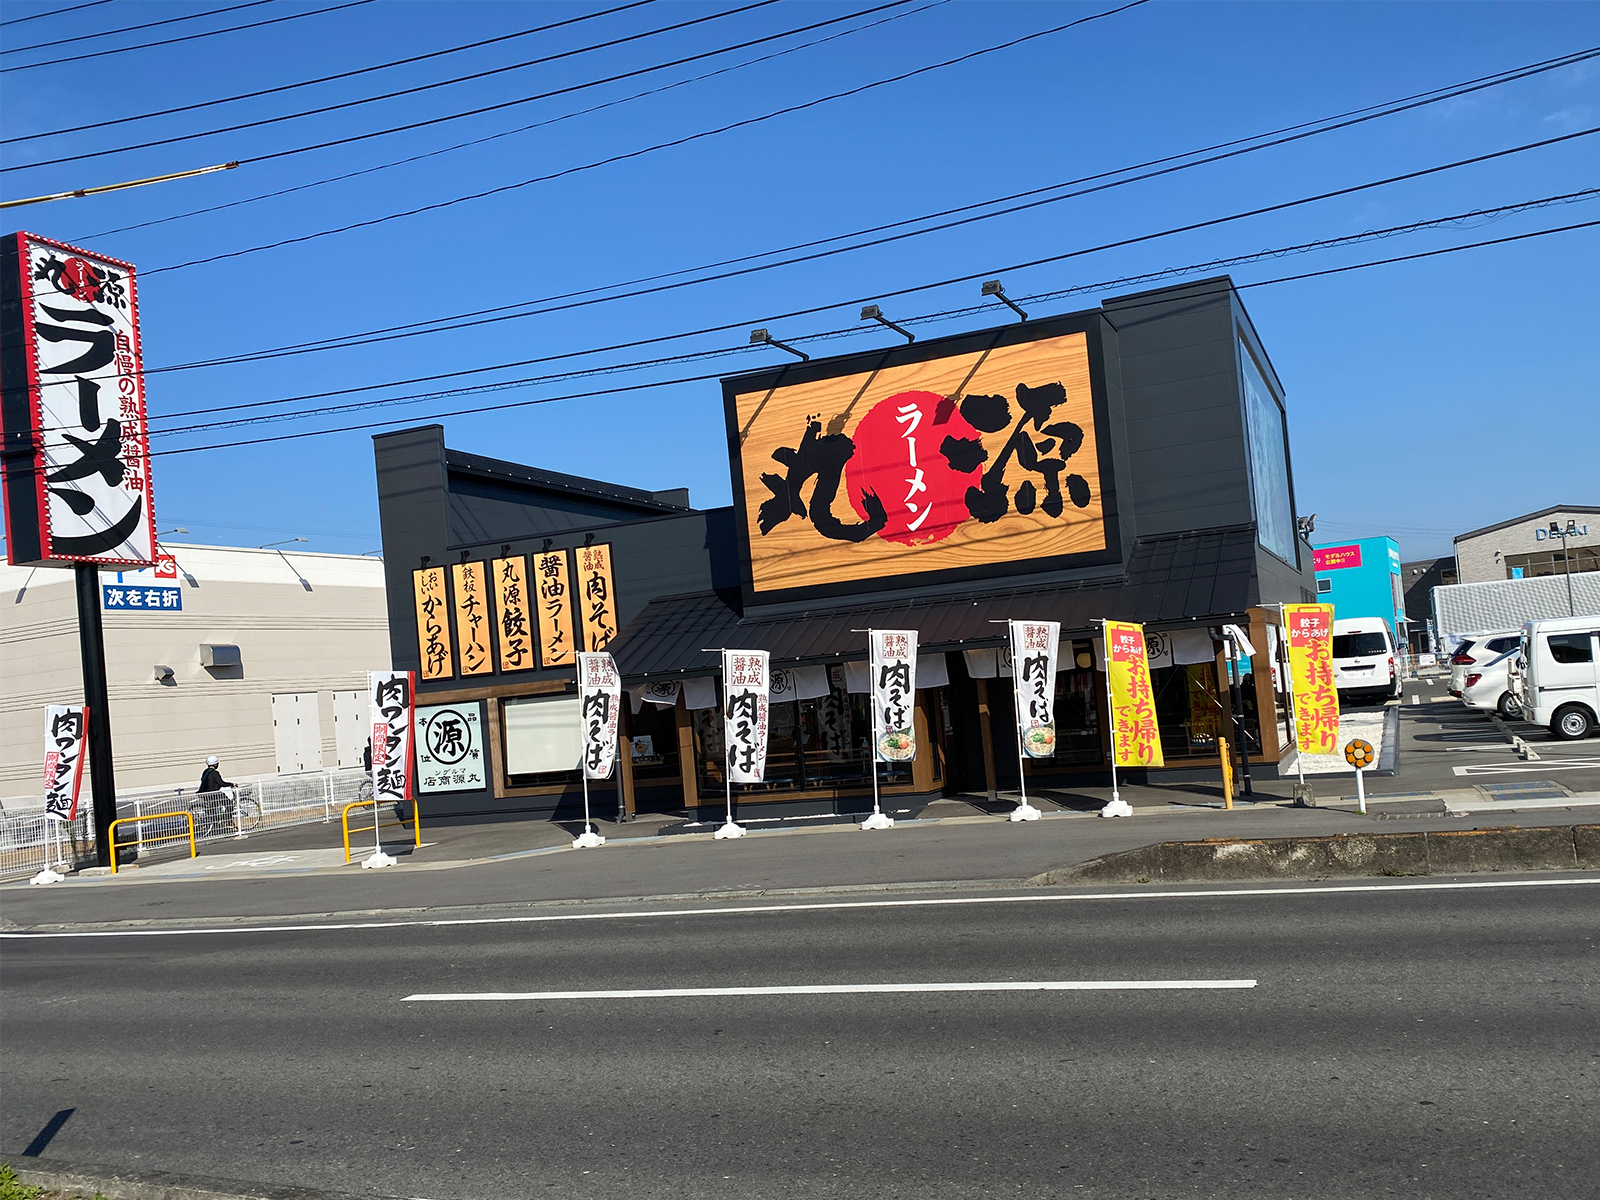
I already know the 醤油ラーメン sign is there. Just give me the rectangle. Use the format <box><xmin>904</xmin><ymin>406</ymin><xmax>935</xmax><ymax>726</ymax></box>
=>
<box><xmin>726</xmin><ymin>327</ymin><xmax>1109</xmax><ymax>597</ymax></box>
<box><xmin>415</xmin><ymin>702</ymin><xmax>485</xmax><ymax>793</ymax></box>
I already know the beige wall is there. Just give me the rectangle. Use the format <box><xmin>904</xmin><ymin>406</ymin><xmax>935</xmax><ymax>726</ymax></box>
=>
<box><xmin>1454</xmin><ymin>509</ymin><xmax>1599</xmax><ymax>584</ymax></box>
<box><xmin>1</xmin><ymin>545</ymin><xmax>389</xmax><ymax>802</ymax></box>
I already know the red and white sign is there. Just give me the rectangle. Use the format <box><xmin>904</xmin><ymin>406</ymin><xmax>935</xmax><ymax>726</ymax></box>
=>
<box><xmin>1</xmin><ymin>233</ymin><xmax>156</xmax><ymax>567</ymax></box>
<box><xmin>42</xmin><ymin>704</ymin><xmax>88</xmax><ymax>822</ymax></box>
<box><xmin>576</xmin><ymin>652</ymin><xmax>622</xmax><ymax>780</ymax></box>
<box><xmin>368</xmin><ymin>670</ymin><xmax>415</xmax><ymax>803</ymax></box>
<box><xmin>1312</xmin><ymin>544</ymin><xmax>1362</xmax><ymax>572</ymax></box>
<box><xmin>722</xmin><ymin>649</ymin><xmax>770</xmax><ymax>784</ymax></box>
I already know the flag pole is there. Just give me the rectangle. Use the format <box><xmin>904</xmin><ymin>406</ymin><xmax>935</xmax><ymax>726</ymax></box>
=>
<box><xmin>990</xmin><ymin>620</ymin><xmax>1039</xmax><ymax>822</ymax></box>
<box><xmin>1101</xmin><ymin>618</ymin><xmax>1120</xmax><ymax>809</ymax></box>
<box><xmin>856</xmin><ymin>628</ymin><xmax>893</xmax><ymax>830</ymax></box>
<box><xmin>705</xmin><ymin>647</ymin><xmax>745</xmax><ymax>840</ymax></box>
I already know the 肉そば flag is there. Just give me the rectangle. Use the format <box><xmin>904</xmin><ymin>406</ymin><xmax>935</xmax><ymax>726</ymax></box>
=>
<box><xmin>868</xmin><ymin>630</ymin><xmax>918</xmax><ymax>762</ymax></box>
<box><xmin>721</xmin><ymin>650</ymin><xmax>770</xmax><ymax>784</ymax></box>
<box><xmin>1283</xmin><ymin>603</ymin><xmax>1339</xmax><ymax>755</ymax></box>
<box><xmin>1009</xmin><ymin>620</ymin><xmax>1060</xmax><ymax>758</ymax></box>
<box><xmin>1105</xmin><ymin>620</ymin><xmax>1165</xmax><ymax>767</ymax></box>
<box><xmin>577</xmin><ymin>652</ymin><xmax>622</xmax><ymax>780</ymax></box>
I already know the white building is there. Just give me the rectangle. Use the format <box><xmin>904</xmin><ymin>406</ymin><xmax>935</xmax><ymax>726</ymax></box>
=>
<box><xmin>1</xmin><ymin>544</ymin><xmax>389</xmax><ymax>804</ymax></box>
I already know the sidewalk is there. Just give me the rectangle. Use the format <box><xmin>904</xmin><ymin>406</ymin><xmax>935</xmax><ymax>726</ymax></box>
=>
<box><xmin>5</xmin><ymin>778</ymin><xmax>1599</xmax><ymax>933</ymax></box>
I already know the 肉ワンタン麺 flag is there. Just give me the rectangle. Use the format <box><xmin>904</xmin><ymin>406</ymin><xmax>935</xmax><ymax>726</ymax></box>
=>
<box><xmin>1105</xmin><ymin>619</ymin><xmax>1164</xmax><ymax>768</ymax></box>
<box><xmin>1284</xmin><ymin>603</ymin><xmax>1339</xmax><ymax>755</ymax></box>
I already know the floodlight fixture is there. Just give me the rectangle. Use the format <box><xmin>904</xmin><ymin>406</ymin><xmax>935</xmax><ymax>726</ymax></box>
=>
<box><xmin>980</xmin><ymin>279</ymin><xmax>1028</xmax><ymax>322</ymax></box>
<box><xmin>749</xmin><ymin>327</ymin><xmax>809</xmax><ymax>361</ymax></box>
<box><xmin>860</xmin><ymin>304</ymin><xmax>914</xmax><ymax>344</ymax></box>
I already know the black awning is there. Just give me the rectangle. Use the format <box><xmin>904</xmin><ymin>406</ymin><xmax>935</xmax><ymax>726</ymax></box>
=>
<box><xmin>611</xmin><ymin>524</ymin><xmax>1258</xmax><ymax>680</ymax></box>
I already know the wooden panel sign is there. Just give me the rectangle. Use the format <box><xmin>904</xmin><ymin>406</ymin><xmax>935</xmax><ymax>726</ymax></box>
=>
<box><xmin>576</xmin><ymin>542</ymin><xmax>618</xmax><ymax>652</ymax></box>
<box><xmin>534</xmin><ymin>549</ymin><xmax>576</xmax><ymax>668</ymax></box>
<box><xmin>726</xmin><ymin>328</ymin><xmax>1108</xmax><ymax>598</ymax></box>
<box><xmin>491</xmin><ymin>555</ymin><xmax>535</xmax><ymax>673</ymax></box>
<box><xmin>412</xmin><ymin>567</ymin><xmax>454</xmax><ymax>680</ymax></box>
<box><xmin>451</xmin><ymin>560</ymin><xmax>493</xmax><ymax>677</ymax></box>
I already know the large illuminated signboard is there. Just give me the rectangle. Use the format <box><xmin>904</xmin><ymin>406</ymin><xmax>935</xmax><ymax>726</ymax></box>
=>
<box><xmin>724</xmin><ymin>317</ymin><xmax>1117</xmax><ymax>601</ymax></box>
<box><xmin>0</xmin><ymin>232</ymin><xmax>157</xmax><ymax>567</ymax></box>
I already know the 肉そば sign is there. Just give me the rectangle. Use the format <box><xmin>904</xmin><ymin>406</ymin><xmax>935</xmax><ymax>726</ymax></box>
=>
<box><xmin>725</xmin><ymin>325</ymin><xmax>1109</xmax><ymax>597</ymax></box>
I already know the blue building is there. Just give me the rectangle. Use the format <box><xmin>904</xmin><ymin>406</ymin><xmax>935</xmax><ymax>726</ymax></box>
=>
<box><xmin>1313</xmin><ymin>536</ymin><xmax>1405</xmax><ymax>641</ymax></box>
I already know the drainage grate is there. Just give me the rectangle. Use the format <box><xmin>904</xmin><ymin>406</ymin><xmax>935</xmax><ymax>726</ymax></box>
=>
<box><xmin>1476</xmin><ymin>781</ymin><xmax>1571</xmax><ymax>800</ymax></box>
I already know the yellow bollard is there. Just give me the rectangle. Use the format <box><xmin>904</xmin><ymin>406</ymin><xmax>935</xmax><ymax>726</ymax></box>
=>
<box><xmin>1219</xmin><ymin>736</ymin><xmax>1234</xmax><ymax>810</ymax></box>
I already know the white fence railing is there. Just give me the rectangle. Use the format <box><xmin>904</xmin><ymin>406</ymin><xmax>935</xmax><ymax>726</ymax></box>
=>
<box><xmin>0</xmin><ymin>768</ymin><xmax>371</xmax><ymax>883</ymax></box>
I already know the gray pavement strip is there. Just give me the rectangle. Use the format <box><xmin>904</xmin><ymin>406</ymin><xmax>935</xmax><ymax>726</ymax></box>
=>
<box><xmin>2</xmin><ymin>1151</ymin><xmax>400</xmax><ymax>1200</ymax></box>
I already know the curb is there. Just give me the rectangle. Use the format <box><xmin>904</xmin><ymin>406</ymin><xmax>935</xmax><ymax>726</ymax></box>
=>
<box><xmin>1026</xmin><ymin>824</ymin><xmax>1600</xmax><ymax>886</ymax></box>
<box><xmin>3</xmin><ymin>1153</ymin><xmax>398</xmax><ymax>1200</ymax></box>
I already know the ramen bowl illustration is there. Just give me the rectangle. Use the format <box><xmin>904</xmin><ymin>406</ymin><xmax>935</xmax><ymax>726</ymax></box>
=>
<box><xmin>1022</xmin><ymin>723</ymin><xmax>1057</xmax><ymax>758</ymax></box>
<box><xmin>878</xmin><ymin>730</ymin><xmax>915</xmax><ymax>761</ymax></box>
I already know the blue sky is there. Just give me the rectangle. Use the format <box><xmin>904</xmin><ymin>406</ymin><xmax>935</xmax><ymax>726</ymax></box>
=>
<box><xmin>3</xmin><ymin>0</ymin><xmax>1596</xmax><ymax>562</ymax></box>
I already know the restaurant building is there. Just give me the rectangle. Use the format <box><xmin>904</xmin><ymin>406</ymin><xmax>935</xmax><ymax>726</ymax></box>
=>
<box><xmin>373</xmin><ymin>277</ymin><xmax>1318</xmax><ymax>822</ymax></box>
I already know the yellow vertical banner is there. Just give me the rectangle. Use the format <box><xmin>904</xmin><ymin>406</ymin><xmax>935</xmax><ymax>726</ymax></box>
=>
<box><xmin>451</xmin><ymin>561</ymin><xmax>493</xmax><ymax>676</ymax></box>
<box><xmin>492</xmin><ymin>555</ymin><xmax>535</xmax><ymax>673</ymax></box>
<box><xmin>1186</xmin><ymin>664</ymin><xmax>1222</xmax><ymax>740</ymax></box>
<box><xmin>576</xmin><ymin>542</ymin><xmax>618</xmax><ymax>652</ymax></box>
<box><xmin>1284</xmin><ymin>602</ymin><xmax>1339</xmax><ymax>754</ymax></box>
<box><xmin>1105</xmin><ymin>619</ymin><xmax>1164</xmax><ymax>767</ymax></box>
<box><xmin>412</xmin><ymin>567</ymin><xmax>454</xmax><ymax>680</ymax></box>
<box><xmin>534</xmin><ymin>550</ymin><xmax>576</xmax><ymax>668</ymax></box>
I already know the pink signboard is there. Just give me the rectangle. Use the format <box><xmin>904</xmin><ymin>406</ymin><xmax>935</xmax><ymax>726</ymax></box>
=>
<box><xmin>1313</xmin><ymin>544</ymin><xmax>1362</xmax><ymax>572</ymax></box>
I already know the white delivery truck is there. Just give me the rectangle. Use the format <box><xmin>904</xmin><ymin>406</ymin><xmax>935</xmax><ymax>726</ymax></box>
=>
<box><xmin>1520</xmin><ymin>615</ymin><xmax>1600</xmax><ymax>740</ymax></box>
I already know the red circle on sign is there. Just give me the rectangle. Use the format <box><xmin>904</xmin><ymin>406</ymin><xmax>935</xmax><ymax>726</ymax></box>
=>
<box><xmin>844</xmin><ymin>391</ymin><xmax>982</xmax><ymax>546</ymax></box>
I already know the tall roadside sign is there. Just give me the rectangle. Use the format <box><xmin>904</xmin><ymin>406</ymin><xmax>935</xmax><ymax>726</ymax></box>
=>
<box><xmin>1</xmin><ymin>232</ymin><xmax>158</xmax><ymax>866</ymax></box>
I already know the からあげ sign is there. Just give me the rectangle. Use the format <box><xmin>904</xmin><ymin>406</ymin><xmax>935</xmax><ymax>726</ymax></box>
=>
<box><xmin>415</xmin><ymin>703</ymin><xmax>484</xmax><ymax>793</ymax></box>
<box><xmin>868</xmin><ymin>629</ymin><xmax>918</xmax><ymax>763</ymax></box>
<box><xmin>1105</xmin><ymin>619</ymin><xmax>1164</xmax><ymax>768</ymax></box>
<box><xmin>369</xmin><ymin>670</ymin><xmax>416</xmax><ymax>804</ymax></box>
<box><xmin>1010</xmin><ymin>619</ymin><xmax>1060</xmax><ymax>759</ymax></box>
<box><xmin>534</xmin><ymin>550</ymin><xmax>576</xmax><ymax>668</ymax></box>
<box><xmin>728</xmin><ymin>330</ymin><xmax>1106</xmax><ymax>596</ymax></box>
<box><xmin>576</xmin><ymin>543</ymin><xmax>617</xmax><ymax>652</ymax></box>
<box><xmin>0</xmin><ymin>233</ymin><xmax>157</xmax><ymax>567</ymax></box>
<box><xmin>492</xmin><ymin>555</ymin><xmax>535</xmax><ymax>673</ymax></box>
<box><xmin>41</xmin><ymin>704</ymin><xmax>88</xmax><ymax>822</ymax></box>
<box><xmin>577</xmin><ymin>652</ymin><xmax>622</xmax><ymax>780</ymax></box>
<box><xmin>412</xmin><ymin>567</ymin><xmax>454</xmax><ymax>680</ymax></box>
<box><xmin>1284</xmin><ymin>602</ymin><xmax>1340</xmax><ymax>755</ymax></box>
<box><xmin>451</xmin><ymin>560</ymin><xmax>492</xmax><ymax>677</ymax></box>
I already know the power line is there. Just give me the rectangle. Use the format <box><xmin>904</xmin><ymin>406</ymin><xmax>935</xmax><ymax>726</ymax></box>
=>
<box><xmin>140</xmin><ymin>0</ymin><xmax>1154</xmax><ymax>273</ymax></box>
<box><xmin>72</xmin><ymin>0</ymin><xmax>948</xmax><ymax>240</ymax></box>
<box><xmin>133</xmin><ymin>219</ymin><xmax>1600</xmax><ymax>462</ymax></box>
<box><xmin>3</xmin><ymin>0</ymin><xmax>658</xmax><ymax>143</ymax></box>
<box><xmin>0</xmin><ymin>0</ymin><xmax>374</xmax><ymax>73</ymax></box>
<box><xmin>134</xmin><ymin>188</ymin><xmax>1600</xmax><ymax>433</ymax></box>
<box><xmin>1</xmin><ymin>0</ymin><xmax>276</xmax><ymax>56</ymax></box>
<box><xmin>0</xmin><ymin>0</ymin><xmax>801</xmax><ymax>169</ymax></box>
<box><xmin>111</xmin><ymin>43</ymin><xmax>1595</xmax><ymax>372</ymax></box>
<box><xmin>0</xmin><ymin>1</ymin><xmax>112</xmax><ymax>28</ymax></box>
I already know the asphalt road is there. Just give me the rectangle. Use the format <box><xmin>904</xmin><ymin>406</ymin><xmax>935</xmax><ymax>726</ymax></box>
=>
<box><xmin>4</xmin><ymin>877</ymin><xmax>1597</xmax><ymax>1199</ymax></box>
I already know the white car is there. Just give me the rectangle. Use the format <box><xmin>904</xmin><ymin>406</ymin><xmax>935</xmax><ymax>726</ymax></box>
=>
<box><xmin>1460</xmin><ymin>647</ymin><xmax>1522</xmax><ymax>719</ymax></box>
<box><xmin>1448</xmin><ymin>631</ymin><xmax>1522</xmax><ymax>696</ymax></box>
<box><xmin>1521</xmin><ymin>616</ymin><xmax>1600</xmax><ymax>740</ymax></box>
<box><xmin>1332</xmin><ymin>617</ymin><xmax>1400</xmax><ymax>706</ymax></box>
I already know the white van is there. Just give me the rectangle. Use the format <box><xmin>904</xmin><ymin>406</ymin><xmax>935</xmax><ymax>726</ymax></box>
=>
<box><xmin>1521</xmin><ymin>615</ymin><xmax>1600</xmax><ymax>740</ymax></box>
<box><xmin>1331</xmin><ymin>617</ymin><xmax>1399</xmax><ymax>706</ymax></box>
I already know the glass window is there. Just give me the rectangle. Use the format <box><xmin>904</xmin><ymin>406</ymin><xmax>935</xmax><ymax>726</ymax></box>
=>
<box><xmin>503</xmin><ymin>694</ymin><xmax>581</xmax><ymax>786</ymax></box>
<box><xmin>1504</xmin><ymin>548</ymin><xmax>1599</xmax><ymax>579</ymax></box>
<box><xmin>1332</xmin><ymin>633</ymin><xmax>1389</xmax><ymax>658</ymax></box>
<box><xmin>626</xmin><ymin>701</ymin><xmax>681</xmax><ymax>782</ymax></box>
<box><xmin>1239</xmin><ymin>341</ymin><xmax>1297</xmax><ymax>565</ymax></box>
<box><xmin>1316</xmin><ymin>578</ymin><xmax>1331</xmax><ymax>594</ymax></box>
<box><xmin>1547</xmin><ymin>634</ymin><xmax>1595</xmax><ymax>665</ymax></box>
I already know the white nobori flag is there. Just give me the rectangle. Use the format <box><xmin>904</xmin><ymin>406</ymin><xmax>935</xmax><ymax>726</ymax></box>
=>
<box><xmin>369</xmin><ymin>670</ymin><xmax>416</xmax><ymax>804</ymax></box>
<box><xmin>868</xmin><ymin>630</ymin><xmax>918</xmax><ymax>763</ymax></box>
<box><xmin>42</xmin><ymin>704</ymin><xmax>89</xmax><ymax>823</ymax></box>
<box><xmin>577</xmin><ymin>652</ymin><xmax>622</xmax><ymax>780</ymax></box>
<box><xmin>1009</xmin><ymin>620</ymin><xmax>1061</xmax><ymax>759</ymax></box>
<box><xmin>722</xmin><ymin>649</ymin><xmax>770</xmax><ymax>784</ymax></box>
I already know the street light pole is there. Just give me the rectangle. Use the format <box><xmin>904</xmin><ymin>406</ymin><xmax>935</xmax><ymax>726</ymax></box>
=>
<box><xmin>1549</xmin><ymin>520</ymin><xmax>1576</xmax><ymax>616</ymax></box>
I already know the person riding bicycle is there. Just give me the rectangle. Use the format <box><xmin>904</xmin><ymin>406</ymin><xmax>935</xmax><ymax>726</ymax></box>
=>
<box><xmin>198</xmin><ymin>755</ymin><xmax>234</xmax><ymax>796</ymax></box>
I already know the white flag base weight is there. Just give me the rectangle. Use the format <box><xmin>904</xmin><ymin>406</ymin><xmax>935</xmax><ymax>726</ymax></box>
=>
<box><xmin>572</xmin><ymin>829</ymin><xmax>605</xmax><ymax>850</ymax></box>
<box><xmin>713</xmin><ymin>821</ymin><xmax>747</xmax><ymax>840</ymax></box>
<box><xmin>361</xmin><ymin>850</ymin><xmax>398</xmax><ymax>869</ymax></box>
<box><xmin>29</xmin><ymin>867</ymin><xmax>65</xmax><ymax>885</ymax></box>
<box><xmin>860</xmin><ymin>812</ymin><xmax>894</xmax><ymax>831</ymax></box>
<box><xmin>1100</xmin><ymin>798</ymin><xmax>1134</xmax><ymax>818</ymax></box>
<box><xmin>1009</xmin><ymin>803</ymin><xmax>1042</xmax><ymax>822</ymax></box>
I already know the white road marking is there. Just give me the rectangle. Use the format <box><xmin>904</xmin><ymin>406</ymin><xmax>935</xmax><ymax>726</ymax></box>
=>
<box><xmin>3</xmin><ymin>877</ymin><xmax>1597</xmax><ymax>941</ymax></box>
<box><xmin>1453</xmin><ymin>759</ymin><xmax>1600</xmax><ymax>776</ymax></box>
<box><xmin>402</xmin><ymin>979</ymin><xmax>1258</xmax><ymax>1001</ymax></box>
<box><xmin>1411</xmin><ymin>695</ymin><xmax>1420</xmax><ymax>705</ymax></box>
